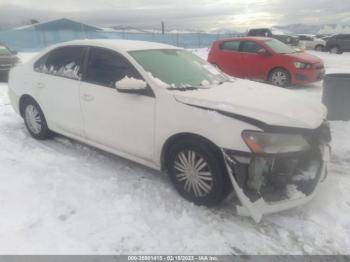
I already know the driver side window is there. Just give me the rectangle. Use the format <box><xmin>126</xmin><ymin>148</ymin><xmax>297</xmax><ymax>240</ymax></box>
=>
<box><xmin>85</xmin><ymin>47</ymin><xmax>142</xmax><ymax>88</ymax></box>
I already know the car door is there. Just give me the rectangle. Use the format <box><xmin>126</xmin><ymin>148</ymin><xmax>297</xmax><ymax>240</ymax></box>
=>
<box><xmin>239</xmin><ymin>41</ymin><xmax>269</xmax><ymax>80</ymax></box>
<box><xmin>338</xmin><ymin>34</ymin><xmax>350</xmax><ymax>51</ymax></box>
<box><xmin>79</xmin><ymin>47</ymin><xmax>155</xmax><ymax>161</ymax></box>
<box><xmin>217</xmin><ymin>40</ymin><xmax>243</xmax><ymax>77</ymax></box>
<box><xmin>33</xmin><ymin>46</ymin><xmax>86</xmax><ymax>137</ymax></box>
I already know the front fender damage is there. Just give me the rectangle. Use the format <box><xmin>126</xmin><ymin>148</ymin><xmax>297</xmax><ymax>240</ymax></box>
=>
<box><xmin>222</xmin><ymin>145</ymin><xmax>330</xmax><ymax>223</ymax></box>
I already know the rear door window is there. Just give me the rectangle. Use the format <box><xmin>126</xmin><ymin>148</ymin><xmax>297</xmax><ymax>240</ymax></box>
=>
<box><xmin>84</xmin><ymin>47</ymin><xmax>142</xmax><ymax>88</ymax></box>
<box><xmin>35</xmin><ymin>46</ymin><xmax>85</xmax><ymax>80</ymax></box>
<box><xmin>220</xmin><ymin>41</ymin><xmax>240</xmax><ymax>52</ymax></box>
<box><xmin>240</xmin><ymin>41</ymin><xmax>263</xmax><ymax>53</ymax></box>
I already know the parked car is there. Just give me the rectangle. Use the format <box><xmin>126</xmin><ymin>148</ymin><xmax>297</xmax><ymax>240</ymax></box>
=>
<box><xmin>208</xmin><ymin>37</ymin><xmax>325</xmax><ymax>87</ymax></box>
<box><xmin>298</xmin><ymin>34</ymin><xmax>326</xmax><ymax>51</ymax></box>
<box><xmin>0</xmin><ymin>43</ymin><xmax>19</xmax><ymax>81</ymax></box>
<box><xmin>315</xmin><ymin>34</ymin><xmax>332</xmax><ymax>39</ymax></box>
<box><xmin>8</xmin><ymin>40</ymin><xmax>331</xmax><ymax>222</ymax></box>
<box><xmin>326</xmin><ymin>34</ymin><xmax>350</xmax><ymax>54</ymax></box>
<box><xmin>247</xmin><ymin>28</ymin><xmax>299</xmax><ymax>46</ymax></box>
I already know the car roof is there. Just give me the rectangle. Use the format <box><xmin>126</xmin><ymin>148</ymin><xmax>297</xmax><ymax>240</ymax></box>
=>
<box><xmin>53</xmin><ymin>39</ymin><xmax>182</xmax><ymax>52</ymax></box>
<box><xmin>217</xmin><ymin>37</ymin><xmax>271</xmax><ymax>42</ymax></box>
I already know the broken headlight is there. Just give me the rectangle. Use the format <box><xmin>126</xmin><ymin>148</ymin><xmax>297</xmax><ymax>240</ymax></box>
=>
<box><xmin>242</xmin><ymin>131</ymin><xmax>310</xmax><ymax>155</ymax></box>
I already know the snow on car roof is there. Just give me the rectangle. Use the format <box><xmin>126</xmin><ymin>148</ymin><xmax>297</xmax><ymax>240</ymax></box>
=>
<box><xmin>56</xmin><ymin>39</ymin><xmax>181</xmax><ymax>52</ymax></box>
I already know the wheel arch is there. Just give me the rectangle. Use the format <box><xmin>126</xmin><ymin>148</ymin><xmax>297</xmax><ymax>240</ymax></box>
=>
<box><xmin>315</xmin><ymin>44</ymin><xmax>325</xmax><ymax>50</ymax></box>
<box><xmin>267</xmin><ymin>66</ymin><xmax>291</xmax><ymax>81</ymax></box>
<box><xmin>19</xmin><ymin>94</ymin><xmax>36</xmax><ymax>118</ymax></box>
<box><xmin>329</xmin><ymin>45</ymin><xmax>342</xmax><ymax>54</ymax></box>
<box><xmin>266</xmin><ymin>66</ymin><xmax>292</xmax><ymax>80</ymax></box>
<box><xmin>160</xmin><ymin>133</ymin><xmax>223</xmax><ymax>172</ymax></box>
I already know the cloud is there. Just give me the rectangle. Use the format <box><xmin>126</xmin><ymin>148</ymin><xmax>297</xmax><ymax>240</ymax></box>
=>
<box><xmin>0</xmin><ymin>0</ymin><xmax>349</xmax><ymax>31</ymax></box>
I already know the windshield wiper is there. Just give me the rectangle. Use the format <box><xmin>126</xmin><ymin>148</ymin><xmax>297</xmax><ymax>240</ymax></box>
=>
<box><xmin>166</xmin><ymin>86</ymin><xmax>199</xmax><ymax>91</ymax></box>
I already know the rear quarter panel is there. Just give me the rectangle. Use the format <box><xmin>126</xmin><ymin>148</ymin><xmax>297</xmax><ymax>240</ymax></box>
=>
<box><xmin>8</xmin><ymin>63</ymin><xmax>38</xmax><ymax>115</ymax></box>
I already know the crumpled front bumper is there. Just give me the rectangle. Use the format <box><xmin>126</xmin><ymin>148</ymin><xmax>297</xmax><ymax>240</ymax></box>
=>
<box><xmin>222</xmin><ymin>145</ymin><xmax>331</xmax><ymax>223</ymax></box>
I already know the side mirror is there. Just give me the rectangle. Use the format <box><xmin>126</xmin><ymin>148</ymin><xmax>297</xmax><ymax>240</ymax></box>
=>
<box><xmin>115</xmin><ymin>76</ymin><xmax>148</xmax><ymax>95</ymax></box>
<box><xmin>257</xmin><ymin>49</ymin><xmax>271</xmax><ymax>56</ymax></box>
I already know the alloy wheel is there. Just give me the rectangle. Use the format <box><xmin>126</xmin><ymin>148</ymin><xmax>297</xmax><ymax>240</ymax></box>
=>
<box><xmin>173</xmin><ymin>150</ymin><xmax>214</xmax><ymax>197</ymax></box>
<box><xmin>271</xmin><ymin>70</ymin><xmax>288</xmax><ymax>86</ymax></box>
<box><xmin>25</xmin><ymin>104</ymin><xmax>42</xmax><ymax>135</ymax></box>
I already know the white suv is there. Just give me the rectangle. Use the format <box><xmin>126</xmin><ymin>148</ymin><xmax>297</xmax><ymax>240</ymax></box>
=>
<box><xmin>8</xmin><ymin>40</ymin><xmax>331</xmax><ymax>222</ymax></box>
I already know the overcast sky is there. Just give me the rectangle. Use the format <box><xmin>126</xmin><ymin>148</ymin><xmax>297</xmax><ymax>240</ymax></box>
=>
<box><xmin>0</xmin><ymin>0</ymin><xmax>349</xmax><ymax>31</ymax></box>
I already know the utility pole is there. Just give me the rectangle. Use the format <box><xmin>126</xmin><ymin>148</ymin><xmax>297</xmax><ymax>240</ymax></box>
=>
<box><xmin>161</xmin><ymin>21</ymin><xmax>165</xmax><ymax>35</ymax></box>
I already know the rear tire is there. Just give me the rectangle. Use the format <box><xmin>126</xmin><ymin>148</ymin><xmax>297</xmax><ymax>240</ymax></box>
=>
<box><xmin>166</xmin><ymin>138</ymin><xmax>232</xmax><ymax>206</ymax></box>
<box><xmin>330</xmin><ymin>46</ymin><xmax>342</xmax><ymax>54</ymax></box>
<box><xmin>268</xmin><ymin>68</ymin><xmax>291</xmax><ymax>87</ymax></box>
<box><xmin>22</xmin><ymin>98</ymin><xmax>52</xmax><ymax>140</ymax></box>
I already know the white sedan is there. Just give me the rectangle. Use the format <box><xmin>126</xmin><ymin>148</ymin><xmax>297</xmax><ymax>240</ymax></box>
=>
<box><xmin>298</xmin><ymin>34</ymin><xmax>326</xmax><ymax>51</ymax></box>
<box><xmin>8</xmin><ymin>40</ymin><xmax>331</xmax><ymax>222</ymax></box>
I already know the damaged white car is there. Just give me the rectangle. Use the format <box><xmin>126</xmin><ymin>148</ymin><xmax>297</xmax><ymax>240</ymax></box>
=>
<box><xmin>8</xmin><ymin>40</ymin><xmax>331</xmax><ymax>222</ymax></box>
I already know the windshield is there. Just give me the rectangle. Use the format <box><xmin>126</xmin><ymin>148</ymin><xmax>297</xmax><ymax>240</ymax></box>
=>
<box><xmin>129</xmin><ymin>49</ymin><xmax>230</xmax><ymax>89</ymax></box>
<box><xmin>264</xmin><ymin>39</ymin><xmax>296</xmax><ymax>54</ymax></box>
<box><xmin>0</xmin><ymin>45</ymin><xmax>11</xmax><ymax>56</ymax></box>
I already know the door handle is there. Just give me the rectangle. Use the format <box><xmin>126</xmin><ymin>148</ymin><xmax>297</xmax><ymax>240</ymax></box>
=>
<box><xmin>36</xmin><ymin>82</ymin><xmax>45</xmax><ymax>89</ymax></box>
<box><xmin>81</xmin><ymin>94</ymin><xmax>94</xmax><ymax>102</ymax></box>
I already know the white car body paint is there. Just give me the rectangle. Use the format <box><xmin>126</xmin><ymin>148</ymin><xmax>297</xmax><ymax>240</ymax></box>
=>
<box><xmin>299</xmin><ymin>35</ymin><xmax>326</xmax><ymax>50</ymax></box>
<box><xmin>8</xmin><ymin>40</ymin><xmax>329</xmax><ymax>221</ymax></box>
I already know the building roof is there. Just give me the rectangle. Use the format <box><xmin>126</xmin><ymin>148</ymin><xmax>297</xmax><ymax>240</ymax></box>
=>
<box><xmin>13</xmin><ymin>18</ymin><xmax>101</xmax><ymax>32</ymax></box>
<box><xmin>54</xmin><ymin>39</ymin><xmax>181</xmax><ymax>52</ymax></box>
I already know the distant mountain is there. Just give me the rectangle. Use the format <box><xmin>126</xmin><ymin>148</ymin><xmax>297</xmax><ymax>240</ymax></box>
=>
<box><xmin>105</xmin><ymin>25</ymin><xmax>241</xmax><ymax>35</ymax></box>
<box><xmin>274</xmin><ymin>24</ymin><xmax>326</xmax><ymax>34</ymax></box>
<box><xmin>273</xmin><ymin>24</ymin><xmax>350</xmax><ymax>35</ymax></box>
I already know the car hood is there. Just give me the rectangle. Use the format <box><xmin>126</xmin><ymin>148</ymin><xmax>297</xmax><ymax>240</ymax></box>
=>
<box><xmin>173</xmin><ymin>79</ymin><xmax>327</xmax><ymax>130</ymax></box>
<box><xmin>284</xmin><ymin>52</ymin><xmax>322</xmax><ymax>64</ymax></box>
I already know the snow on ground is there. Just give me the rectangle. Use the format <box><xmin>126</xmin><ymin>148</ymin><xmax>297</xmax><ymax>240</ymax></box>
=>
<box><xmin>0</xmin><ymin>51</ymin><xmax>349</xmax><ymax>255</ymax></box>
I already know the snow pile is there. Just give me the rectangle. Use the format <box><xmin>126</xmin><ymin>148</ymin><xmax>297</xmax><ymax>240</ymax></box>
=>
<box><xmin>115</xmin><ymin>76</ymin><xmax>147</xmax><ymax>90</ymax></box>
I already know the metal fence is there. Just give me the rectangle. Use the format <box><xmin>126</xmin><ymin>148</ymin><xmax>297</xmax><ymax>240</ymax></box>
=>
<box><xmin>0</xmin><ymin>29</ymin><xmax>244</xmax><ymax>52</ymax></box>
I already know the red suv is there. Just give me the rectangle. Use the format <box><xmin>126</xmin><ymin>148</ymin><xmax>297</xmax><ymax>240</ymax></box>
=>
<box><xmin>208</xmin><ymin>37</ymin><xmax>325</xmax><ymax>87</ymax></box>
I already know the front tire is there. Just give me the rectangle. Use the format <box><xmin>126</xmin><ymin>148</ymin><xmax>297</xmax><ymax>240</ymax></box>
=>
<box><xmin>167</xmin><ymin>139</ymin><xmax>232</xmax><ymax>206</ymax></box>
<box><xmin>22</xmin><ymin>98</ymin><xmax>52</xmax><ymax>140</ymax></box>
<box><xmin>315</xmin><ymin>45</ymin><xmax>324</xmax><ymax>52</ymax></box>
<box><xmin>268</xmin><ymin>68</ymin><xmax>291</xmax><ymax>87</ymax></box>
